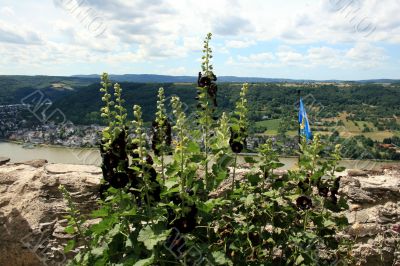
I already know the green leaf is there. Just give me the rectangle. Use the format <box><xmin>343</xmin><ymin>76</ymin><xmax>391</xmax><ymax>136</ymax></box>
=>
<box><xmin>64</xmin><ymin>239</ymin><xmax>75</xmax><ymax>253</ymax></box>
<box><xmin>91</xmin><ymin>208</ymin><xmax>109</xmax><ymax>218</ymax></box>
<box><xmin>133</xmin><ymin>255</ymin><xmax>154</xmax><ymax>266</ymax></box>
<box><xmin>164</xmin><ymin>177</ymin><xmax>179</xmax><ymax>189</ymax></box>
<box><xmin>107</xmin><ymin>223</ymin><xmax>121</xmax><ymax>239</ymax></box>
<box><xmin>198</xmin><ymin>199</ymin><xmax>216</xmax><ymax>213</ymax></box>
<box><xmin>323</xmin><ymin>219</ymin><xmax>336</xmax><ymax>228</ymax></box>
<box><xmin>91</xmin><ymin>246</ymin><xmax>106</xmax><ymax>257</ymax></box>
<box><xmin>121</xmin><ymin>208</ymin><xmax>137</xmax><ymax>216</ymax></box>
<box><xmin>271</xmin><ymin>162</ymin><xmax>285</xmax><ymax>169</ymax></box>
<box><xmin>102</xmin><ymin>131</ymin><xmax>110</xmax><ymax>139</ymax></box>
<box><xmin>212</xmin><ymin>251</ymin><xmax>233</xmax><ymax>266</ymax></box>
<box><xmin>244</xmin><ymin>194</ymin><xmax>254</xmax><ymax>207</ymax></box>
<box><xmin>125</xmin><ymin>238</ymin><xmax>133</xmax><ymax>248</ymax></box>
<box><xmin>137</xmin><ymin>225</ymin><xmax>170</xmax><ymax>250</ymax></box>
<box><xmin>187</xmin><ymin>141</ymin><xmax>200</xmax><ymax>153</ymax></box>
<box><xmin>247</xmin><ymin>173</ymin><xmax>261</xmax><ymax>186</ymax></box>
<box><xmin>336</xmin><ymin>166</ymin><xmax>346</xmax><ymax>172</ymax></box>
<box><xmin>91</xmin><ymin>217</ymin><xmax>115</xmax><ymax>235</ymax></box>
<box><xmin>244</xmin><ymin>156</ymin><xmax>258</xmax><ymax>164</ymax></box>
<box><xmin>64</xmin><ymin>225</ymin><xmax>75</xmax><ymax>234</ymax></box>
<box><xmin>295</xmin><ymin>254</ymin><xmax>304</xmax><ymax>265</ymax></box>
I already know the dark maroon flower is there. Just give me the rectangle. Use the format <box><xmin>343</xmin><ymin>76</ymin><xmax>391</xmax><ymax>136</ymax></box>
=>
<box><xmin>230</xmin><ymin>141</ymin><xmax>243</xmax><ymax>153</ymax></box>
<box><xmin>98</xmin><ymin>182</ymin><xmax>111</xmax><ymax>199</ymax></box>
<box><xmin>296</xmin><ymin>195</ymin><xmax>313</xmax><ymax>210</ymax></box>
<box><xmin>109</xmin><ymin>172</ymin><xmax>129</xmax><ymax>189</ymax></box>
<box><xmin>298</xmin><ymin>178</ymin><xmax>310</xmax><ymax>192</ymax></box>
<box><xmin>330</xmin><ymin>194</ymin><xmax>338</xmax><ymax>205</ymax></box>
<box><xmin>172</xmin><ymin>203</ymin><xmax>198</xmax><ymax>233</ymax></box>
<box><xmin>111</xmin><ymin>129</ymin><xmax>126</xmax><ymax>151</ymax></box>
<box><xmin>101</xmin><ymin>165</ymin><xmax>114</xmax><ymax>182</ymax></box>
<box><xmin>207</xmin><ymin>83</ymin><xmax>218</xmax><ymax>106</ymax></box>
<box><xmin>331</xmin><ymin>176</ymin><xmax>341</xmax><ymax>195</ymax></box>
<box><xmin>318</xmin><ymin>186</ymin><xmax>329</xmax><ymax>197</ymax></box>
<box><xmin>143</xmin><ymin>165</ymin><xmax>157</xmax><ymax>181</ymax></box>
<box><xmin>229</xmin><ymin>127</ymin><xmax>247</xmax><ymax>153</ymax></box>
<box><xmin>146</xmin><ymin>155</ymin><xmax>154</xmax><ymax>165</ymax></box>
<box><xmin>197</xmin><ymin>74</ymin><xmax>211</xmax><ymax>87</ymax></box>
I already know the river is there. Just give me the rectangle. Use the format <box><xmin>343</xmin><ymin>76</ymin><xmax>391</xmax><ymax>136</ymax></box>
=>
<box><xmin>0</xmin><ymin>142</ymin><xmax>101</xmax><ymax>165</ymax></box>
<box><xmin>0</xmin><ymin>142</ymin><xmax>399</xmax><ymax>170</ymax></box>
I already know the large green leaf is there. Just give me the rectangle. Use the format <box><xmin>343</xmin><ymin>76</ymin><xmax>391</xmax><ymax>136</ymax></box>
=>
<box><xmin>137</xmin><ymin>226</ymin><xmax>170</xmax><ymax>250</ymax></box>
<box><xmin>64</xmin><ymin>239</ymin><xmax>75</xmax><ymax>253</ymax></box>
<box><xmin>133</xmin><ymin>254</ymin><xmax>154</xmax><ymax>266</ymax></box>
<box><xmin>212</xmin><ymin>251</ymin><xmax>233</xmax><ymax>266</ymax></box>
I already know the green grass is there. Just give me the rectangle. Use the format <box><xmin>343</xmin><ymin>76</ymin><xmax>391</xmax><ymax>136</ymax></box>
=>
<box><xmin>256</xmin><ymin>114</ymin><xmax>398</xmax><ymax>141</ymax></box>
<box><xmin>318</xmin><ymin>113</ymin><xmax>395</xmax><ymax>141</ymax></box>
<box><xmin>255</xmin><ymin>119</ymin><xmax>281</xmax><ymax>135</ymax></box>
<box><xmin>255</xmin><ymin>119</ymin><xmax>281</xmax><ymax>129</ymax></box>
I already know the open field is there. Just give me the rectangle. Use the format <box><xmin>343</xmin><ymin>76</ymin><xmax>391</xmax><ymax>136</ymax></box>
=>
<box><xmin>256</xmin><ymin>113</ymin><xmax>398</xmax><ymax>141</ymax></box>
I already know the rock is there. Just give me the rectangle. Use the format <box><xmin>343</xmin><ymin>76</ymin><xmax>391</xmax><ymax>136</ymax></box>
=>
<box><xmin>346</xmin><ymin>186</ymin><xmax>376</xmax><ymax>203</ymax></box>
<box><xmin>0</xmin><ymin>157</ymin><xmax>10</xmax><ymax>166</ymax></box>
<box><xmin>0</xmin><ymin>159</ymin><xmax>399</xmax><ymax>265</ymax></box>
<box><xmin>340</xmin><ymin>168</ymin><xmax>400</xmax><ymax>265</ymax></box>
<box><xmin>348</xmin><ymin>169</ymin><xmax>369</xmax><ymax>177</ymax></box>
<box><xmin>348</xmin><ymin>223</ymin><xmax>379</xmax><ymax>237</ymax></box>
<box><xmin>45</xmin><ymin>163</ymin><xmax>101</xmax><ymax>175</ymax></box>
<box><xmin>0</xmin><ymin>161</ymin><xmax>101</xmax><ymax>266</ymax></box>
<box><xmin>22</xmin><ymin>159</ymin><xmax>48</xmax><ymax>168</ymax></box>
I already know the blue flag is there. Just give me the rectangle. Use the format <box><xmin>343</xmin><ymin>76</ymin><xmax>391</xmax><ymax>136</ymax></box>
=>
<box><xmin>298</xmin><ymin>98</ymin><xmax>313</xmax><ymax>141</ymax></box>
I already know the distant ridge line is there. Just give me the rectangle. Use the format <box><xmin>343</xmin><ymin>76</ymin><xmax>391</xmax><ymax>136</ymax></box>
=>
<box><xmin>70</xmin><ymin>74</ymin><xmax>400</xmax><ymax>84</ymax></box>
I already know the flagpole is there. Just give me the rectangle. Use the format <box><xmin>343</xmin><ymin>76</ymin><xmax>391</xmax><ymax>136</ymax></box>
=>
<box><xmin>297</xmin><ymin>90</ymin><xmax>301</xmax><ymax>165</ymax></box>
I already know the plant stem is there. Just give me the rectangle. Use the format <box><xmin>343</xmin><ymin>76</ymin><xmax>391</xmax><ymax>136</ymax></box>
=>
<box><xmin>161</xmin><ymin>152</ymin><xmax>165</xmax><ymax>184</ymax></box>
<box><xmin>231</xmin><ymin>153</ymin><xmax>238</xmax><ymax>194</ymax></box>
<box><xmin>204</xmin><ymin>117</ymin><xmax>210</xmax><ymax>191</ymax></box>
<box><xmin>303</xmin><ymin>210</ymin><xmax>308</xmax><ymax>231</ymax></box>
<box><xmin>180</xmin><ymin>128</ymin><xmax>185</xmax><ymax>194</ymax></box>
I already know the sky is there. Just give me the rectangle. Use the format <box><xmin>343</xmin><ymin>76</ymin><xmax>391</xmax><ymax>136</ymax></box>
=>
<box><xmin>0</xmin><ymin>0</ymin><xmax>399</xmax><ymax>80</ymax></box>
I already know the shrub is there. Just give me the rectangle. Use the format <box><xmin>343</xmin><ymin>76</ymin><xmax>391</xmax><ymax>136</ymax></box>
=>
<box><xmin>62</xmin><ymin>33</ymin><xmax>351</xmax><ymax>266</ymax></box>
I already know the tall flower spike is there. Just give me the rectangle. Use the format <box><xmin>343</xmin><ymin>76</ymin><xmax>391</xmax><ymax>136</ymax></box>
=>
<box><xmin>171</xmin><ymin>96</ymin><xmax>190</xmax><ymax>193</ymax></box>
<box><xmin>113</xmin><ymin>83</ymin><xmax>127</xmax><ymax>127</ymax></box>
<box><xmin>152</xmin><ymin>87</ymin><xmax>171</xmax><ymax>156</ymax></box>
<box><xmin>230</xmin><ymin>83</ymin><xmax>249</xmax><ymax>153</ymax></box>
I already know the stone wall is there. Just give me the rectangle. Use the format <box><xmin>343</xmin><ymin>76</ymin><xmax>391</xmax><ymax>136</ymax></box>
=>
<box><xmin>341</xmin><ymin>168</ymin><xmax>400</xmax><ymax>266</ymax></box>
<box><xmin>0</xmin><ymin>160</ymin><xmax>101</xmax><ymax>266</ymax></box>
<box><xmin>0</xmin><ymin>161</ymin><xmax>399</xmax><ymax>265</ymax></box>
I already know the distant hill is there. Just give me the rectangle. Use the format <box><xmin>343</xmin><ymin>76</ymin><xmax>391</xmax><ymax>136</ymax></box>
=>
<box><xmin>71</xmin><ymin>74</ymin><xmax>317</xmax><ymax>83</ymax></box>
<box><xmin>72</xmin><ymin>74</ymin><xmax>400</xmax><ymax>84</ymax></box>
<box><xmin>0</xmin><ymin>75</ymin><xmax>96</xmax><ymax>105</ymax></box>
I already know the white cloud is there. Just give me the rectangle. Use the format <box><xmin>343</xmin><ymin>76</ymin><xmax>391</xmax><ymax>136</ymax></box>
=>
<box><xmin>237</xmin><ymin>52</ymin><xmax>275</xmax><ymax>62</ymax></box>
<box><xmin>227</xmin><ymin>43</ymin><xmax>387</xmax><ymax>70</ymax></box>
<box><xmin>345</xmin><ymin>42</ymin><xmax>387</xmax><ymax>68</ymax></box>
<box><xmin>0</xmin><ymin>6</ymin><xmax>15</xmax><ymax>16</ymax></box>
<box><xmin>0</xmin><ymin>0</ymin><xmax>398</xmax><ymax>78</ymax></box>
<box><xmin>225</xmin><ymin>40</ymin><xmax>256</xmax><ymax>49</ymax></box>
<box><xmin>0</xmin><ymin>20</ymin><xmax>43</xmax><ymax>45</ymax></box>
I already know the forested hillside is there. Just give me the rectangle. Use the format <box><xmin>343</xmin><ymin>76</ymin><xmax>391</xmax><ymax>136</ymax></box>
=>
<box><xmin>1</xmin><ymin>76</ymin><xmax>400</xmax><ymax>130</ymax></box>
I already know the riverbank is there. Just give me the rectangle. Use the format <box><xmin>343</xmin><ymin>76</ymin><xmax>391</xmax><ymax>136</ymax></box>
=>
<box><xmin>1</xmin><ymin>139</ymin><xmax>98</xmax><ymax>150</ymax></box>
<box><xmin>1</xmin><ymin>141</ymin><xmax>400</xmax><ymax>169</ymax></box>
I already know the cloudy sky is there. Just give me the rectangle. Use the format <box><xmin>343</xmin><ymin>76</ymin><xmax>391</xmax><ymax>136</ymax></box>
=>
<box><xmin>0</xmin><ymin>0</ymin><xmax>399</xmax><ymax>80</ymax></box>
